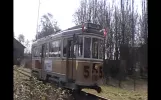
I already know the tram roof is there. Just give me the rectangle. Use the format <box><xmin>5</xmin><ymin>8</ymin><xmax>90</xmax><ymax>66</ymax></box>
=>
<box><xmin>32</xmin><ymin>23</ymin><xmax>103</xmax><ymax>45</ymax></box>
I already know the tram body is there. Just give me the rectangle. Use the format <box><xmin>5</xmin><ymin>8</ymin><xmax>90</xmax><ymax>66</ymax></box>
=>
<box><xmin>31</xmin><ymin>23</ymin><xmax>104</xmax><ymax>92</ymax></box>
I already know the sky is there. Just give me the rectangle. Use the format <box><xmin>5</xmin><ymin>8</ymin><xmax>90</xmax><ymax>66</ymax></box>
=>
<box><xmin>14</xmin><ymin>0</ymin><xmax>80</xmax><ymax>42</ymax></box>
<box><xmin>14</xmin><ymin>0</ymin><xmax>142</xmax><ymax>42</ymax></box>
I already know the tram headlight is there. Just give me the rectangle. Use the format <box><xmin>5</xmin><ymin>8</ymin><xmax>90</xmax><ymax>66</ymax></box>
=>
<box><xmin>95</xmin><ymin>64</ymin><xmax>99</xmax><ymax>69</ymax></box>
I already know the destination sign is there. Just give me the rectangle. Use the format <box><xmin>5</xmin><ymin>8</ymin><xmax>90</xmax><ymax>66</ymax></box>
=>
<box><xmin>86</xmin><ymin>23</ymin><xmax>102</xmax><ymax>30</ymax></box>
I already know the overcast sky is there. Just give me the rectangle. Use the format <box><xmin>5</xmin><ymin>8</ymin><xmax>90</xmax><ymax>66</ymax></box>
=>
<box><xmin>14</xmin><ymin>0</ymin><xmax>142</xmax><ymax>42</ymax></box>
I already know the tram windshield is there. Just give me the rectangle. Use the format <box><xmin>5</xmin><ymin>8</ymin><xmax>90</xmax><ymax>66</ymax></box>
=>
<box><xmin>83</xmin><ymin>37</ymin><xmax>103</xmax><ymax>59</ymax></box>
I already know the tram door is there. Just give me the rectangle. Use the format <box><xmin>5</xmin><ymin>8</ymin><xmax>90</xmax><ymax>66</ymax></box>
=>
<box><xmin>66</xmin><ymin>38</ymin><xmax>76</xmax><ymax>82</ymax></box>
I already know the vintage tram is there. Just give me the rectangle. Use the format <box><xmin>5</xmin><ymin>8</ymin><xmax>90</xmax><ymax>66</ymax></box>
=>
<box><xmin>31</xmin><ymin>23</ymin><xmax>105</xmax><ymax>93</ymax></box>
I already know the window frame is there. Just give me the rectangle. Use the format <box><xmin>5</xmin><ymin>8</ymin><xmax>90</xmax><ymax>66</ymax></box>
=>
<box><xmin>77</xmin><ymin>35</ymin><xmax>83</xmax><ymax>58</ymax></box>
<box><xmin>32</xmin><ymin>45</ymin><xmax>41</xmax><ymax>58</ymax></box>
<box><xmin>83</xmin><ymin>36</ymin><xmax>92</xmax><ymax>58</ymax></box>
<box><xmin>62</xmin><ymin>37</ymin><xmax>68</xmax><ymax>57</ymax></box>
<box><xmin>92</xmin><ymin>37</ymin><xmax>99</xmax><ymax>59</ymax></box>
<box><xmin>32</xmin><ymin>35</ymin><xmax>103</xmax><ymax>60</ymax></box>
<box><xmin>48</xmin><ymin>39</ymin><xmax>61</xmax><ymax>58</ymax></box>
<box><xmin>98</xmin><ymin>39</ymin><xmax>103</xmax><ymax>59</ymax></box>
<box><xmin>62</xmin><ymin>37</ymin><xmax>77</xmax><ymax>58</ymax></box>
<box><xmin>45</xmin><ymin>43</ymin><xmax>49</xmax><ymax>58</ymax></box>
<box><xmin>83</xmin><ymin>35</ymin><xmax>103</xmax><ymax>60</ymax></box>
<box><xmin>61</xmin><ymin>34</ymin><xmax>104</xmax><ymax>60</ymax></box>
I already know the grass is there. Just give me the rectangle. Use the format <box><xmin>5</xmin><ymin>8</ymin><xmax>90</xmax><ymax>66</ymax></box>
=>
<box><xmin>14</xmin><ymin>66</ymin><xmax>73</xmax><ymax>100</ymax></box>
<box><xmin>14</xmin><ymin>66</ymin><xmax>147</xmax><ymax>100</ymax></box>
<box><xmin>83</xmin><ymin>79</ymin><xmax>147</xmax><ymax>100</ymax></box>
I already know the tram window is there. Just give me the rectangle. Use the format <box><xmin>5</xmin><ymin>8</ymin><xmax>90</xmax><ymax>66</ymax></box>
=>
<box><xmin>33</xmin><ymin>46</ymin><xmax>40</xmax><ymax>57</ymax></box>
<box><xmin>45</xmin><ymin>43</ymin><xmax>49</xmax><ymax>57</ymax></box>
<box><xmin>32</xmin><ymin>47</ymin><xmax>35</xmax><ymax>57</ymax></box>
<box><xmin>49</xmin><ymin>40</ymin><xmax>61</xmax><ymax>57</ymax></box>
<box><xmin>84</xmin><ymin>37</ymin><xmax>91</xmax><ymax>58</ymax></box>
<box><xmin>92</xmin><ymin>38</ymin><xmax>98</xmax><ymax>59</ymax></box>
<box><xmin>35</xmin><ymin>47</ymin><xmax>38</xmax><ymax>57</ymax></box>
<box><xmin>74</xmin><ymin>44</ymin><xmax>76</xmax><ymax>57</ymax></box>
<box><xmin>68</xmin><ymin>40</ymin><xmax>72</xmax><ymax>57</ymax></box>
<box><xmin>39</xmin><ymin>46</ymin><xmax>42</xmax><ymax>57</ymax></box>
<box><xmin>68</xmin><ymin>40</ymin><xmax>76</xmax><ymax>58</ymax></box>
<box><xmin>63</xmin><ymin>39</ymin><xmax>67</xmax><ymax>57</ymax></box>
<box><xmin>99</xmin><ymin>39</ymin><xmax>103</xmax><ymax>59</ymax></box>
<box><xmin>78</xmin><ymin>36</ymin><xmax>83</xmax><ymax>57</ymax></box>
<box><xmin>63</xmin><ymin>38</ymin><xmax>76</xmax><ymax>58</ymax></box>
<box><xmin>58</xmin><ymin>40</ymin><xmax>61</xmax><ymax>57</ymax></box>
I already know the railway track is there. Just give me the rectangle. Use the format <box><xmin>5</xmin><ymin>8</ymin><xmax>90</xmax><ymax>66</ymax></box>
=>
<box><xmin>14</xmin><ymin>67</ymin><xmax>31</xmax><ymax>78</ymax></box>
<box><xmin>14</xmin><ymin>67</ymin><xmax>108</xmax><ymax>100</ymax></box>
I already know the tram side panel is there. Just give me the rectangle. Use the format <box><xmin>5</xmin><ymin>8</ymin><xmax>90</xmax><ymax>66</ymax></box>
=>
<box><xmin>32</xmin><ymin>58</ymin><xmax>103</xmax><ymax>86</ymax></box>
<box><xmin>61</xmin><ymin>60</ymin><xmax>77</xmax><ymax>80</ymax></box>
<box><xmin>67</xmin><ymin>60</ymin><xmax>77</xmax><ymax>80</ymax></box>
<box><xmin>61</xmin><ymin>60</ymin><xmax>66</xmax><ymax>75</ymax></box>
<box><xmin>43</xmin><ymin>59</ymin><xmax>64</xmax><ymax>82</ymax></box>
<box><xmin>43</xmin><ymin>59</ymin><xmax>77</xmax><ymax>82</ymax></box>
<box><xmin>32</xmin><ymin>59</ymin><xmax>42</xmax><ymax>79</ymax></box>
<box><xmin>76</xmin><ymin>61</ymin><xmax>93</xmax><ymax>85</ymax></box>
<box><xmin>75</xmin><ymin>61</ymin><xmax>103</xmax><ymax>86</ymax></box>
<box><xmin>52</xmin><ymin>59</ymin><xmax>62</xmax><ymax>74</ymax></box>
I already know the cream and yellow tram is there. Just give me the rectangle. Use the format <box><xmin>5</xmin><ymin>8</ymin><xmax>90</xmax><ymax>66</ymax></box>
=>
<box><xmin>31</xmin><ymin>23</ymin><xmax>104</xmax><ymax>93</ymax></box>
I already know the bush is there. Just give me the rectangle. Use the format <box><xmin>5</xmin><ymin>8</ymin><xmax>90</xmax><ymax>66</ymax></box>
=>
<box><xmin>14</xmin><ymin>70</ymin><xmax>73</xmax><ymax>100</ymax></box>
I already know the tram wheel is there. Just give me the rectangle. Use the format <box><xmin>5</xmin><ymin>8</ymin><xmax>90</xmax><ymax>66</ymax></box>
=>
<box><xmin>96</xmin><ymin>87</ymin><xmax>102</xmax><ymax>93</ymax></box>
<box><xmin>76</xmin><ymin>89</ymin><xmax>82</xmax><ymax>94</ymax></box>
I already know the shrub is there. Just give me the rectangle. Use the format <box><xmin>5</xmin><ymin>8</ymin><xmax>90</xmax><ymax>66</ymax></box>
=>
<box><xmin>14</xmin><ymin>70</ymin><xmax>73</xmax><ymax>100</ymax></box>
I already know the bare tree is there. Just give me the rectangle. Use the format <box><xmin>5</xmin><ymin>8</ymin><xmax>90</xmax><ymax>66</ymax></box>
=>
<box><xmin>24</xmin><ymin>39</ymin><xmax>30</xmax><ymax>54</ymax></box>
<box><xmin>18</xmin><ymin>34</ymin><xmax>25</xmax><ymax>44</ymax></box>
<box><xmin>73</xmin><ymin>0</ymin><xmax>147</xmax><ymax>86</ymax></box>
<box><xmin>138</xmin><ymin>0</ymin><xmax>148</xmax><ymax>78</ymax></box>
<box><xmin>36</xmin><ymin>13</ymin><xmax>61</xmax><ymax>40</ymax></box>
